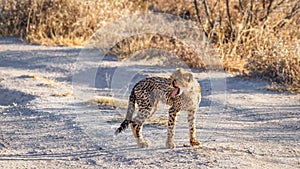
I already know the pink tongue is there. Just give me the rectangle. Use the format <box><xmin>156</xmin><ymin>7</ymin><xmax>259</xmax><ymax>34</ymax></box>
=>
<box><xmin>171</xmin><ymin>88</ymin><xmax>179</xmax><ymax>97</ymax></box>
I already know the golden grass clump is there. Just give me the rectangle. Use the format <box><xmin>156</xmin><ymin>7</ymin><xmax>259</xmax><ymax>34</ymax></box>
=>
<box><xmin>93</xmin><ymin>96</ymin><xmax>128</xmax><ymax>109</ymax></box>
<box><xmin>0</xmin><ymin>0</ymin><xmax>141</xmax><ymax>46</ymax></box>
<box><xmin>21</xmin><ymin>74</ymin><xmax>60</xmax><ymax>87</ymax></box>
<box><xmin>52</xmin><ymin>91</ymin><xmax>74</xmax><ymax>97</ymax></box>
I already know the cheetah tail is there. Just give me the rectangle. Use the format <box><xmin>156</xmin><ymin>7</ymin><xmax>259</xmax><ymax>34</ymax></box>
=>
<box><xmin>125</xmin><ymin>90</ymin><xmax>136</xmax><ymax>121</ymax></box>
<box><xmin>114</xmin><ymin>91</ymin><xmax>136</xmax><ymax>136</ymax></box>
<box><xmin>114</xmin><ymin>119</ymin><xmax>130</xmax><ymax>136</ymax></box>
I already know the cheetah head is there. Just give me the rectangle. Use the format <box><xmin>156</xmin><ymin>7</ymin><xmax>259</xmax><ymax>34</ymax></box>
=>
<box><xmin>170</xmin><ymin>68</ymin><xmax>194</xmax><ymax>97</ymax></box>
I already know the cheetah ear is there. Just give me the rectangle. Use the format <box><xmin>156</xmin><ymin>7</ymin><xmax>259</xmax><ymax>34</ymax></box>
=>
<box><xmin>186</xmin><ymin>73</ymin><xmax>193</xmax><ymax>82</ymax></box>
<box><xmin>170</xmin><ymin>74</ymin><xmax>175</xmax><ymax>84</ymax></box>
<box><xmin>176</xmin><ymin>68</ymin><xmax>184</xmax><ymax>73</ymax></box>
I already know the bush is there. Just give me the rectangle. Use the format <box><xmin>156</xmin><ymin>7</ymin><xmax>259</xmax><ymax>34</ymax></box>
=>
<box><xmin>0</xmin><ymin>0</ymin><xmax>140</xmax><ymax>45</ymax></box>
<box><xmin>147</xmin><ymin>0</ymin><xmax>300</xmax><ymax>92</ymax></box>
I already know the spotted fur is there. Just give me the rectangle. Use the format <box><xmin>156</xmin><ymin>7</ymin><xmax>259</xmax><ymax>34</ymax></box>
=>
<box><xmin>115</xmin><ymin>68</ymin><xmax>201</xmax><ymax>148</ymax></box>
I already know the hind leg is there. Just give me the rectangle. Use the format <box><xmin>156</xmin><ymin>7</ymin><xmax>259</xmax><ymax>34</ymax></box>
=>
<box><xmin>130</xmin><ymin>97</ymin><xmax>158</xmax><ymax>148</ymax></box>
<box><xmin>130</xmin><ymin>120</ymin><xmax>149</xmax><ymax>148</ymax></box>
<box><xmin>130</xmin><ymin>110</ymin><xmax>151</xmax><ymax>148</ymax></box>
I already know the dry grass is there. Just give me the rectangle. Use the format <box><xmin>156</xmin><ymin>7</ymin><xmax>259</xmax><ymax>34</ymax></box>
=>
<box><xmin>1</xmin><ymin>0</ymin><xmax>299</xmax><ymax>92</ymax></box>
<box><xmin>0</xmin><ymin>0</ymin><xmax>141</xmax><ymax>46</ymax></box>
<box><xmin>21</xmin><ymin>74</ymin><xmax>60</xmax><ymax>87</ymax></box>
<box><xmin>150</xmin><ymin>0</ymin><xmax>300</xmax><ymax>92</ymax></box>
<box><xmin>52</xmin><ymin>91</ymin><xmax>74</xmax><ymax>97</ymax></box>
<box><xmin>86</xmin><ymin>96</ymin><xmax>128</xmax><ymax>109</ymax></box>
<box><xmin>109</xmin><ymin>34</ymin><xmax>206</xmax><ymax>68</ymax></box>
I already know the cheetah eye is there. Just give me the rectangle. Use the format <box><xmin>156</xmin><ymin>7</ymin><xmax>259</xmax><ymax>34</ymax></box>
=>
<box><xmin>186</xmin><ymin>73</ymin><xmax>193</xmax><ymax>82</ymax></box>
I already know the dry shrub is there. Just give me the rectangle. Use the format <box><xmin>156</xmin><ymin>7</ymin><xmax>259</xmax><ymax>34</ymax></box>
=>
<box><xmin>0</xmin><ymin>0</ymin><xmax>140</xmax><ymax>46</ymax></box>
<box><xmin>0</xmin><ymin>0</ymin><xmax>29</xmax><ymax>36</ymax></box>
<box><xmin>110</xmin><ymin>34</ymin><xmax>205</xmax><ymax>68</ymax></box>
<box><xmin>150</xmin><ymin>0</ymin><xmax>300</xmax><ymax>92</ymax></box>
<box><xmin>245</xmin><ymin>31</ymin><xmax>300</xmax><ymax>92</ymax></box>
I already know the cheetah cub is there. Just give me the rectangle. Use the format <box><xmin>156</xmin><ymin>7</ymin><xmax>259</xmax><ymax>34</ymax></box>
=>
<box><xmin>115</xmin><ymin>68</ymin><xmax>201</xmax><ymax>148</ymax></box>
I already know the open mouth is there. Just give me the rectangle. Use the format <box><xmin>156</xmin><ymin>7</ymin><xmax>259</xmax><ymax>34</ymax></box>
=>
<box><xmin>171</xmin><ymin>80</ymin><xmax>180</xmax><ymax>97</ymax></box>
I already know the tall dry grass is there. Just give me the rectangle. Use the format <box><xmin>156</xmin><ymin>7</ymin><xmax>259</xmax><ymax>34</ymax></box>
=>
<box><xmin>151</xmin><ymin>0</ymin><xmax>299</xmax><ymax>91</ymax></box>
<box><xmin>0</xmin><ymin>0</ymin><xmax>141</xmax><ymax>45</ymax></box>
<box><xmin>0</xmin><ymin>0</ymin><xmax>299</xmax><ymax>92</ymax></box>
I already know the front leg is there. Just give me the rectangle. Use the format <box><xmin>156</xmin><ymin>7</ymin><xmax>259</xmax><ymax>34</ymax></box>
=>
<box><xmin>187</xmin><ymin>109</ymin><xmax>201</xmax><ymax>146</ymax></box>
<box><xmin>166</xmin><ymin>106</ymin><xmax>180</xmax><ymax>149</ymax></box>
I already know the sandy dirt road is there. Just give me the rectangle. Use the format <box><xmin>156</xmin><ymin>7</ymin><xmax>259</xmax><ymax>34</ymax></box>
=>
<box><xmin>0</xmin><ymin>37</ymin><xmax>299</xmax><ymax>168</ymax></box>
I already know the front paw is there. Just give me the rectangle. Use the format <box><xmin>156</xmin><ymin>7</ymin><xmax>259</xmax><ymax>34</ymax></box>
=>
<box><xmin>190</xmin><ymin>139</ymin><xmax>201</xmax><ymax>147</ymax></box>
<box><xmin>166</xmin><ymin>141</ymin><xmax>176</xmax><ymax>149</ymax></box>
